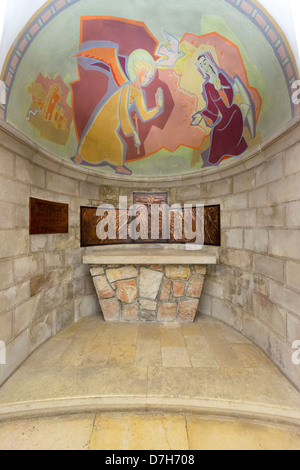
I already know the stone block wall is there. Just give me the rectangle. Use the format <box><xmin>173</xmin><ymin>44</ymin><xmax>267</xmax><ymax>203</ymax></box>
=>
<box><xmin>0</xmin><ymin>130</ymin><xmax>101</xmax><ymax>386</ymax></box>
<box><xmin>0</xmin><ymin>119</ymin><xmax>299</xmax><ymax>390</ymax></box>
<box><xmin>90</xmin><ymin>264</ymin><xmax>206</xmax><ymax>323</ymax></box>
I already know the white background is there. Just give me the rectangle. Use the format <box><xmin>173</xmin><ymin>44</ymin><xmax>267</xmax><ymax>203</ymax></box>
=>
<box><xmin>0</xmin><ymin>0</ymin><xmax>299</xmax><ymax>74</ymax></box>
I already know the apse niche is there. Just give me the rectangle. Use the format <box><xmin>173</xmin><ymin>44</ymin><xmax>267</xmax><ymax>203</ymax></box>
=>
<box><xmin>0</xmin><ymin>0</ymin><xmax>299</xmax><ymax>180</ymax></box>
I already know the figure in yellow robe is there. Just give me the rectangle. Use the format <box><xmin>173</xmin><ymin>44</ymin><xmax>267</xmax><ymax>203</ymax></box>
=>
<box><xmin>74</xmin><ymin>47</ymin><xmax>164</xmax><ymax>176</ymax></box>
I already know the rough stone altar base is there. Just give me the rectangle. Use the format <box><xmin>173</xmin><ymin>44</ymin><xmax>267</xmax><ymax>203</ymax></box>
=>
<box><xmin>90</xmin><ymin>265</ymin><xmax>207</xmax><ymax>323</ymax></box>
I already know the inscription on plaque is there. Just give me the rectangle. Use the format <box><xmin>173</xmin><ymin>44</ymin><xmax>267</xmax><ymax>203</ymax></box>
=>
<box><xmin>81</xmin><ymin>202</ymin><xmax>221</xmax><ymax>247</ymax></box>
<box><xmin>30</xmin><ymin>198</ymin><xmax>69</xmax><ymax>235</ymax></box>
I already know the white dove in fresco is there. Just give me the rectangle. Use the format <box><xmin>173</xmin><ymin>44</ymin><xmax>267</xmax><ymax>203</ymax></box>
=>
<box><xmin>155</xmin><ymin>30</ymin><xmax>186</xmax><ymax>67</ymax></box>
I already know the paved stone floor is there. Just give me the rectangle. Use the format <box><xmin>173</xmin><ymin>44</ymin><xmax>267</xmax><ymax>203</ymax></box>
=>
<box><xmin>0</xmin><ymin>314</ymin><xmax>299</xmax><ymax>450</ymax></box>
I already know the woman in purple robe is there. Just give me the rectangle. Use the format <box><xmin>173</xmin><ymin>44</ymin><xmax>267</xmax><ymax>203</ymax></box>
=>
<box><xmin>191</xmin><ymin>52</ymin><xmax>247</xmax><ymax>166</ymax></box>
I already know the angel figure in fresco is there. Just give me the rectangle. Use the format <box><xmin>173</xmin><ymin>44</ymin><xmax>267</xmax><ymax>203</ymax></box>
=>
<box><xmin>191</xmin><ymin>52</ymin><xmax>256</xmax><ymax>167</ymax></box>
<box><xmin>73</xmin><ymin>48</ymin><xmax>164</xmax><ymax>175</ymax></box>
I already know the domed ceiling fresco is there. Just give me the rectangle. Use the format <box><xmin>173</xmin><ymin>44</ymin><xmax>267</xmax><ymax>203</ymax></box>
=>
<box><xmin>0</xmin><ymin>0</ymin><xmax>299</xmax><ymax>178</ymax></box>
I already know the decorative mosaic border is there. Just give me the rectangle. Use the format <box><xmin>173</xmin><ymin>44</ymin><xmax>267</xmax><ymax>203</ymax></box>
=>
<box><xmin>0</xmin><ymin>0</ymin><xmax>298</xmax><ymax>121</ymax></box>
<box><xmin>0</xmin><ymin>0</ymin><xmax>80</xmax><ymax>120</ymax></box>
<box><xmin>225</xmin><ymin>0</ymin><xmax>299</xmax><ymax>116</ymax></box>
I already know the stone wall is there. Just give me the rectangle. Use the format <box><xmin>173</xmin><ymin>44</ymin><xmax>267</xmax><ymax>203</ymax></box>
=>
<box><xmin>90</xmin><ymin>264</ymin><xmax>206</xmax><ymax>322</ymax></box>
<box><xmin>0</xmin><ymin>129</ymin><xmax>101</xmax><ymax>386</ymax></box>
<box><xmin>0</xmin><ymin>119</ymin><xmax>299</xmax><ymax>390</ymax></box>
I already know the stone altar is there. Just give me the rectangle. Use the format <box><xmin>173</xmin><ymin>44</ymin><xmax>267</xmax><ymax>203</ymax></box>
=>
<box><xmin>83</xmin><ymin>245</ymin><xmax>217</xmax><ymax>323</ymax></box>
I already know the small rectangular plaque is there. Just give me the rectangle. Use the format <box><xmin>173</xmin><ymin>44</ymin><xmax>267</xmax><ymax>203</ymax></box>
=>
<box><xmin>30</xmin><ymin>197</ymin><xmax>69</xmax><ymax>235</ymax></box>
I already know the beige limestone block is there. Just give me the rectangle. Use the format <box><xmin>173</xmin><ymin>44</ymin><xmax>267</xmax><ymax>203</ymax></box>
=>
<box><xmin>0</xmin><ymin>281</ymin><xmax>30</xmax><ymax>313</ymax></box>
<box><xmin>268</xmin><ymin>173</ymin><xmax>300</xmax><ymax>205</ymax></box>
<box><xmin>253</xmin><ymin>293</ymin><xmax>286</xmax><ymax>336</ymax></box>
<box><xmin>43</xmin><ymin>285</ymin><xmax>64</xmax><ymax>312</ymax></box>
<box><xmin>15</xmin><ymin>204</ymin><xmax>30</xmax><ymax>229</ymax></box>
<box><xmin>198</xmin><ymin>292</ymin><xmax>212</xmax><ymax>316</ymax></box>
<box><xmin>44</xmin><ymin>252</ymin><xmax>64</xmax><ymax>270</ymax></box>
<box><xmin>0</xmin><ymin>310</ymin><xmax>13</xmax><ymax>343</ymax></box>
<box><xmin>79</xmin><ymin>181</ymin><xmax>99</xmax><ymax>199</ymax></box>
<box><xmin>157</xmin><ymin>303</ymin><xmax>177</xmax><ymax>322</ymax></box>
<box><xmin>0</xmin><ymin>146</ymin><xmax>14</xmax><ymax>177</ymax></box>
<box><xmin>244</xmin><ymin>229</ymin><xmax>268</xmax><ymax>253</ymax></box>
<box><xmin>165</xmin><ymin>265</ymin><xmax>191</xmax><ymax>281</ymax></box>
<box><xmin>14</xmin><ymin>253</ymin><xmax>44</xmax><ymax>282</ymax></box>
<box><xmin>93</xmin><ymin>275</ymin><xmax>115</xmax><ymax>299</ymax></box>
<box><xmin>0</xmin><ymin>229</ymin><xmax>29</xmax><ymax>259</ymax></box>
<box><xmin>287</xmin><ymin>312</ymin><xmax>300</xmax><ymax>343</ymax></box>
<box><xmin>75</xmin><ymin>295</ymin><xmax>100</xmax><ymax>321</ymax></box>
<box><xmin>46</xmin><ymin>171</ymin><xmax>78</xmax><ymax>196</ymax></box>
<box><xmin>178</xmin><ymin>299</ymin><xmax>199</xmax><ymax>322</ymax></box>
<box><xmin>106</xmin><ymin>266</ymin><xmax>138</xmax><ymax>283</ymax></box>
<box><xmin>14</xmin><ymin>293</ymin><xmax>44</xmax><ymax>335</ymax></box>
<box><xmin>90</xmin><ymin>413</ymin><xmax>189</xmax><ymax>450</ymax></box>
<box><xmin>0</xmin><ymin>260</ymin><xmax>14</xmax><ymax>290</ymax></box>
<box><xmin>16</xmin><ymin>157</ymin><xmax>45</xmax><ymax>187</ymax></box>
<box><xmin>231</xmin><ymin>209</ymin><xmax>257</xmax><ymax>228</ymax></box>
<box><xmin>255</xmin><ymin>157</ymin><xmax>283</xmax><ymax>187</ymax></box>
<box><xmin>0</xmin><ymin>329</ymin><xmax>30</xmax><ymax>386</ymax></box>
<box><xmin>286</xmin><ymin>261</ymin><xmax>300</xmax><ymax>291</ymax></box>
<box><xmin>269</xmin><ymin>281</ymin><xmax>300</xmax><ymax>315</ymax></box>
<box><xmin>0</xmin><ymin>174</ymin><xmax>30</xmax><ymax>205</ymax></box>
<box><xmin>30</xmin><ymin>234</ymin><xmax>48</xmax><ymax>253</ymax></box>
<box><xmin>286</xmin><ymin>201</ymin><xmax>300</xmax><ymax>228</ymax></box>
<box><xmin>285</xmin><ymin>142</ymin><xmax>300</xmax><ymax>175</ymax></box>
<box><xmin>269</xmin><ymin>330</ymin><xmax>300</xmax><ymax>389</ymax></box>
<box><xmin>0</xmin><ymin>202</ymin><xmax>14</xmax><ymax>229</ymax></box>
<box><xmin>269</xmin><ymin>230</ymin><xmax>300</xmax><ymax>260</ymax></box>
<box><xmin>224</xmin><ymin>228</ymin><xmax>243</xmax><ymax>249</ymax></box>
<box><xmin>253</xmin><ymin>253</ymin><xmax>284</xmax><ymax>283</ymax></box>
<box><xmin>139</xmin><ymin>268</ymin><xmax>163</xmax><ymax>299</ymax></box>
<box><xmin>30</xmin><ymin>312</ymin><xmax>55</xmax><ymax>352</ymax></box>
<box><xmin>224</xmin><ymin>193</ymin><xmax>248</xmax><ymax>210</ymax></box>
<box><xmin>116</xmin><ymin>279</ymin><xmax>138</xmax><ymax>304</ymax></box>
<box><xmin>100</xmin><ymin>298</ymin><xmax>120</xmax><ymax>322</ymax></box>
<box><xmin>257</xmin><ymin>205</ymin><xmax>285</xmax><ymax>227</ymax></box>
<box><xmin>249</xmin><ymin>187</ymin><xmax>269</xmax><ymax>209</ymax></box>
<box><xmin>233</xmin><ymin>169</ymin><xmax>255</xmax><ymax>193</ymax></box>
<box><xmin>242</xmin><ymin>315</ymin><xmax>270</xmax><ymax>353</ymax></box>
<box><xmin>206</xmin><ymin>177</ymin><xmax>232</xmax><ymax>197</ymax></box>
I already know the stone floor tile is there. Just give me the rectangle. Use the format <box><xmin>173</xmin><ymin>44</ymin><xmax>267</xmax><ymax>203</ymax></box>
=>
<box><xmin>186</xmin><ymin>415</ymin><xmax>300</xmax><ymax>450</ymax></box>
<box><xmin>159</xmin><ymin>324</ymin><xmax>186</xmax><ymax>348</ymax></box>
<box><xmin>231</xmin><ymin>344</ymin><xmax>273</xmax><ymax>369</ymax></box>
<box><xmin>0</xmin><ymin>414</ymin><xmax>95</xmax><ymax>450</ymax></box>
<box><xmin>135</xmin><ymin>339</ymin><xmax>162</xmax><ymax>367</ymax></box>
<box><xmin>108</xmin><ymin>343</ymin><xmax>137</xmax><ymax>366</ymax></box>
<box><xmin>89</xmin><ymin>413</ymin><xmax>189</xmax><ymax>450</ymax></box>
<box><xmin>185</xmin><ymin>335</ymin><xmax>219</xmax><ymax>368</ymax></box>
<box><xmin>162</xmin><ymin>346</ymin><xmax>192</xmax><ymax>368</ymax></box>
<box><xmin>201</xmin><ymin>323</ymin><xmax>242</xmax><ymax>368</ymax></box>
